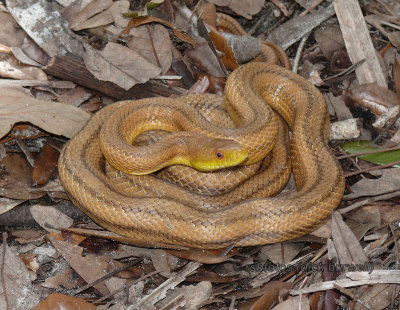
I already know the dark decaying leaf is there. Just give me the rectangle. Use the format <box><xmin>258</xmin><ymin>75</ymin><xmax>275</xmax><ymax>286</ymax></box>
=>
<box><xmin>32</xmin><ymin>144</ymin><xmax>59</xmax><ymax>186</ymax></box>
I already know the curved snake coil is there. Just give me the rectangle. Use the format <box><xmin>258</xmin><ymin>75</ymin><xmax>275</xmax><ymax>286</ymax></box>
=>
<box><xmin>58</xmin><ymin>61</ymin><xmax>345</xmax><ymax>249</ymax></box>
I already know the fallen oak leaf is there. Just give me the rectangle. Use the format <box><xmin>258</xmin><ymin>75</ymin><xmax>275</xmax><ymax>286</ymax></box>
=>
<box><xmin>123</xmin><ymin>15</ymin><xmax>196</xmax><ymax>47</ymax></box>
<box><xmin>0</xmin><ymin>86</ymin><xmax>90</xmax><ymax>139</ymax></box>
<box><xmin>83</xmin><ymin>42</ymin><xmax>161</xmax><ymax>90</ymax></box>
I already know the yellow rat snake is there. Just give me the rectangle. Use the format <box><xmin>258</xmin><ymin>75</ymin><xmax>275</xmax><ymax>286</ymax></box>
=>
<box><xmin>58</xmin><ymin>16</ymin><xmax>345</xmax><ymax>249</ymax></box>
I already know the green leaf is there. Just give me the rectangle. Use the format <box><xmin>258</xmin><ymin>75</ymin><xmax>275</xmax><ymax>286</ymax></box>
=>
<box><xmin>146</xmin><ymin>0</ymin><xmax>165</xmax><ymax>10</ymax></box>
<box><xmin>341</xmin><ymin>140</ymin><xmax>400</xmax><ymax>165</ymax></box>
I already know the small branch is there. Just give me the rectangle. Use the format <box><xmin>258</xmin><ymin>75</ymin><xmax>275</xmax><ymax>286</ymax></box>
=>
<box><xmin>292</xmin><ymin>31</ymin><xmax>311</xmax><ymax>73</ymax></box>
<box><xmin>344</xmin><ymin>160</ymin><xmax>400</xmax><ymax>177</ymax></box>
<box><xmin>299</xmin><ymin>0</ymin><xmax>325</xmax><ymax>16</ymax></box>
<box><xmin>340</xmin><ymin>189</ymin><xmax>400</xmax><ymax>214</ymax></box>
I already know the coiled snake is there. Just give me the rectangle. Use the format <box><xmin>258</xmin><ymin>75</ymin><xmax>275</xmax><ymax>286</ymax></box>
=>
<box><xmin>58</xmin><ymin>18</ymin><xmax>345</xmax><ymax>249</ymax></box>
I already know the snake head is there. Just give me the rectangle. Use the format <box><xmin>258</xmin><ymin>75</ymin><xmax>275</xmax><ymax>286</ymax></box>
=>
<box><xmin>189</xmin><ymin>138</ymin><xmax>248</xmax><ymax>171</ymax></box>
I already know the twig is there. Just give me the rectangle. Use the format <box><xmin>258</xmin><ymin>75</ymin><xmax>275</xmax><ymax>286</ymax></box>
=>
<box><xmin>340</xmin><ymin>189</ymin><xmax>400</xmax><ymax>214</ymax></box>
<box><xmin>1</xmin><ymin>233</ymin><xmax>8</xmax><ymax>310</ymax></box>
<box><xmin>299</xmin><ymin>0</ymin><xmax>325</xmax><ymax>16</ymax></box>
<box><xmin>94</xmin><ymin>270</ymin><xmax>159</xmax><ymax>304</ymax></box>
<box><xmin>135</xmin><ymin>261</ymin><xmax>202</xmax><ymax>308</ymax></box>
<box><xmin>389</xmin><ymin>223</ymin><xmax>399</xmax><ymax>270</ymax></box>
<box><xmin>292</xmin><ymin>31</ymin><xmax>311</xmax><ymax>73</ymax></box>
<box><xmin>323</xmin><ymin>59</ymin><xmax>366</xmax><ymax>82</ymax></box>
<box><xmin>336</xmin><ymin>146</ymin><xmax>400</xmax><ymax>160</ymax></box>
<box><xmin>0</xmin><ymin>79</ymin><xmax>75</xmax><ymax>88</ymax></box>
<box><xmin>344</xmin><ymin>160</ymin><xmax>400</xmax><ymax>177</ymax></box>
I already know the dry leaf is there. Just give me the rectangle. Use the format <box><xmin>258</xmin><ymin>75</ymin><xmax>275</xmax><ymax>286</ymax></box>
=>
<box><xmin>186</xmin><ymin>75</ymin><xmax>210</xmax><ymax>94</ymax></box>
<box><xmin>58</xmin><ymin>87</ymin><xmax>93</xmax><ymax>107</ymax></box>
<box><xmin>125</xmin><ymin>16</ymin><xmax>196</xmax><ymax>46</ymax></box>
<box><xmin>0</xmin><ymin>57</ymin><xmax>47</xmax><ymax>80</ymax></box>
<box><xmin>109</xmin><ymin>0</ymin><xmax>130</xmax><ymax>28</ymax></box>
<box><xmin>354</xmin><ymin>284</ymin><xmax>397</xmax><ymax>310</ymax></box>
<box><xmin>127</xmin><ymin>24</ymin><xmax>172</xmax><ymax>74</ymax></box>
<box><xmin>186</xmin><ymin>36</ymin><xmax>225</xmax><ymax>77</ymax></box>
<box><xmin>0</xmin><ymin>240</ymin><xmax>40</xmax><ymax>308</ymax></box>
<box><xmin>331</xmin><ymin>212</ymin><xmax>369</xmax><ymax>265</ymax></box>
<box><xmin>32</xmin><ymin>293</ymin><xmax>96</xmax><ymax>310</ymax></box>
<box><xmin>0</xmin><ymin>86</ymin><xmax>90</xmax><ymax>139</ymax></box>
<box><xmin>249</xmin><ymin>281</ymin><xmax>293</xmax><ymax>310</ymax></box>
<box><xmin>84</xmin><ymin>42</ymin><xmax>161</xmax><ymax>90</ymax></box>
<box><xmin>345</xmin><ymin>168</ymin><xmax>400</xmax><ymax>199</ymax></box>
<box><xmin>155</xmin><ymin>281</ymin><xmax>212</xmax><ymax>309</ymax></box>
<box><xmin>70</xmin><ymin>0</ymin><xmax>113</xmax><ymax>30</ymax></box>
<box><xmin>0</xmin><ymin>154</ymin><xmax>45</xmax><ymax>200</ymax></box>
<box><xmin>167</xmin><ymin>248</ymin><xmax>237</xmax><ymax>264</ymax></box>
<box><xmin>259</xmin><ymin>243</ymin><xmax>305</xmax><ymax>265</ymax></box>
<box><xmin>208</xmin><ymin>27</ymin><xmax>238</xmax><ymax>70</ymax></box>
<box><xmin>314</xmin><ymin>25</ymin><xmax>345</xmax><ymax>60</ymax></box>
<box><xmin>32</xmin><ymin>144</ymin><xmax>59</xmax><ymax>185</ymax></box>
<box><xmin>208</xmin><ymin>0</ymin><xmax>264</xmax><ymax>19</ymax></box>
<box><xmin>7</xmin><ymin>0</ymin><xmax>85</xmax><ymax>58</ymax></box>
<box><xmin>0</xmin><ymin>197</ymin><xmax>25</xmax><ymax>216</ymax></box>
<box><xmin>48</xmin><ymin>234</ymin><xmax>123</xmax><ymax>295</ymax></box>
<box><xmin>0</xmin><ymin>11</ymin><xmax>27</xmax><ymax>48</ymax></box>
<box><xmin>271</xmin><ymin>295</ymin><xmax>309</xmax><ymax>310</ymax></box>
<box><xmin>30</xmin><ymin>205</ymin><xmax>74</xmax><ymax>232</ymax></box>
<box><xmin>343</xmin><ymin>83</ymin><xmax>400</xmax><ymax>117</ymax></box>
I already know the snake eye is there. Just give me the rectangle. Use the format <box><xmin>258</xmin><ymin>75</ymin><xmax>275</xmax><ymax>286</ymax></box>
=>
<box><xmin>216</xmin><ymin>151</ymin><xmax>224</xmax><ymax>159</ymax></box>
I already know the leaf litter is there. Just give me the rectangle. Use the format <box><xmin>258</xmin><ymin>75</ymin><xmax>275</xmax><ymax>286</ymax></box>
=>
<box><xmin>1</xmin><ymin>0</ymin><xmax>400</xmax><ymax>309</ymax></box>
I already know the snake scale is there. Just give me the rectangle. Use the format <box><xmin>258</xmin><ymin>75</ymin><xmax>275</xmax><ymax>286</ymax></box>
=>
<box><xmin>58</xmin><ymin>16</ymin><xmax>345</xmax><ymax>249</ymax></box>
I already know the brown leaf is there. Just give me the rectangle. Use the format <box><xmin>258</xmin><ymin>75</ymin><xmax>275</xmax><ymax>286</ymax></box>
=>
<box><xmin>186</xmin><ymin>36</ymin><xmax>225</xmax><ymax>77</ymax></box>
<box><xmin>0</xmin><ymin>154</ymin><xmax>45</xmax><ymax>199</ymax></box>
<box><xmin>314</xmin><ymin>25</ymin><xmax>345</xmax><ymax>60</ymax></box>
<box><xmin>271</xmin><ymin>295</ymin><xmax>310</xmax><ymax>310</ymax></box>
<box><xmin>186</xmin><ymin>75</ymin><xmax>210</xmax><ymax>94</ymax></box>
<box><xmin>249</xmin><ymin>281</ymin><xmax>293</xmax><ymax>310</ymax></box>
<box><xmin>331</xmin><ymin>211</ymin><xmax>369</xmax><ymax>264</ymax></box>
<box><xmin>0</xmin><ymin>197</ymin><xmax>25</xmax><ymax>216</ymax></box>
<box><xmin>47</xmin><ymin>234</ymin><xmax>123</xmax><ymax>295</ymax></box>
<box><xmin>354</xmin><ymin>284</ymin><xmax>397</xmax><ymax>310</ymax></box>
<box><xmin>196</xmin><ymin>2</ymin><xmax>217</xmax><ymax>28</ymax></box>
<box><xmin>345</xmin><ymin>168</ymin><xmax>400</xmax><ymax>200</ymax></box>
<box><xmin>343</xmin><ymin>83</ymin><xmax>400</xmax><ymax>117</ymax></box>
<box><xmin>0</xmin><ymin>86</ymin><xmax>90</xmax><ymax>139</ymax></box>
<box><xmin>0</xmin><ymin>12</ymin><xmax>27</xmax><ymax>48</ymax></box>
<box><xmin>70</xmin><ymin>0</ymin><xmax>113</xmax><ymax>30</ymax></box>
<box><xmin>30</xmin><ymin>205</ymin><xmax>74</xmax><ymax>232</ymax></box>
<box><xmin>124</xmin><ymin>16</ymin><xmax>196</xmax><ymax>47</ymax></box>
<box><xmin>83</xmin><ymin>42</ymin><xmax>161</xmax><ymax>90</ymax></box>
<box><xmin>32</xmin><ymin>293</ymin><xmax>96</xmax><ymax>310</ymax></box>
<box><xmin>127</xmin><ymin>24</ymin><xmax>172</xmax><ymax>74</ymax></box>
<box><xmin>388</xmin><ymin>31</ymin><xmax>400</xmax><ymax>49</ymax></box>
<box><xmin>0</xmin><ymin>57</ymin><xmax>47</xmax><ymax>80</ymax></box>
<box><xmin>32</xmin><ymin>144</ymin><xmax>59</xmax><ymax>185</ymax></box>
<box><xmin>1</xmin><ymin>237</ymin><xmax>40</xmax><ymax>308</ymax></box>
<box><xmin>208</xmin><ymin>0</ymin><xmax>264</xmax><ymax>19</ymax></box>
<box><xmin>346</xmin><ymin>206</ymin><xmax>381</xmax><ymax>241</ymax></box>
<box><xmin>208</xmin><ymin>27</ymin><xmax>238</xmax><ymax>70</ymax></box>
<box><xmin>259</xmin><ymin>243</ymin><xmax>305</xmax><ymax>264</ymax></box>
<box><xmin>167</xmin><ymin>247</ymin><xmax>238</xmax><ymax>264</ymax></box>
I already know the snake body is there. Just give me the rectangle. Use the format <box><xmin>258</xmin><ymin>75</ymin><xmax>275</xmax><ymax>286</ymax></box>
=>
<box><xmin>58</xmin><ymin>61</ymin><xmax>345</xmax><ymax>249</ymax></box>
